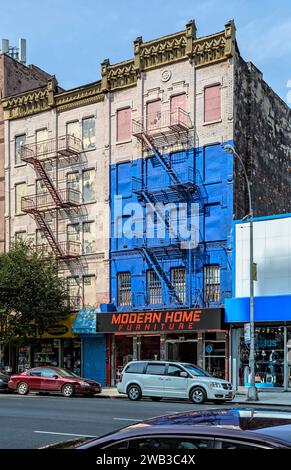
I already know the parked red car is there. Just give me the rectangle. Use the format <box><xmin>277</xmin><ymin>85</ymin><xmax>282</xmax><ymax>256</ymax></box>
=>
<box><xmin>8</xmin><ymin>367</ymin><xmax>102</xmax><ymax>397</ymax></box>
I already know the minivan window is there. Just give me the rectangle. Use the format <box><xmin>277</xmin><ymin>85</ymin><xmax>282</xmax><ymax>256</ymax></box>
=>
<box><xmin>167</xmin><ymin>365</ymin><xmax>185</xmax><ymax>377</ymax></box>
<box><xmin>182</xmin><ymin>363</ymin><xmax>211</xmax><ymax>377</ymax></box>
<box><xmin>146</xmin><ymin>363</ymin><xmax>166</xmax><ymax>375</ymax></box>
<box><xmin>125</xmin><ymin>362</ymin><xmax>146</xmax><ymax>374</ymax></box>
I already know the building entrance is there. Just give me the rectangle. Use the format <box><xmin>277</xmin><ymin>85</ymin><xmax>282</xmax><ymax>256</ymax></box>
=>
<box><xmin>166</xmin><ymin>339</ymin><xmax>198</xmax><ymax>364</ymax></box>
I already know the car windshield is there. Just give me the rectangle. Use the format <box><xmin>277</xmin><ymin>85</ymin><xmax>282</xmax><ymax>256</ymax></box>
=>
<box><xmin>182</xmin><ymin>363</ymin><xmax>212</xmax><ymax>377</ymax></box>
<box><xmin>56</xmin><ymin>369</ymin><xmax>79</xmax><ymax>378</ymax></box>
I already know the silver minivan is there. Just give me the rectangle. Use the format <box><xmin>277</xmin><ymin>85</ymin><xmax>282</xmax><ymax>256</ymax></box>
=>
<box><xmin>117</xmin><ymin>360</ymin><xmax>235</xmax><ymax>404</ymax></box>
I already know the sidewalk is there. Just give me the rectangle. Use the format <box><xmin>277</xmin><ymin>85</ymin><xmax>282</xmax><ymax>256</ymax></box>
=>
<box><xmin>98</xmin><ymin>387</ymin><xmax>291</xmax><ymax>406</ymax></box>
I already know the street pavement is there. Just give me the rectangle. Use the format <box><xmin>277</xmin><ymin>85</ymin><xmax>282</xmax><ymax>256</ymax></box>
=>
<box><xmin>1</xmin><ymin>391</ymin><xmax>291</xmax><ymax>449</ymax></box>
<box><xmin>0</xmin><ymin>393</ymin><xmax>227</xmax><ymax>449</ymax></box>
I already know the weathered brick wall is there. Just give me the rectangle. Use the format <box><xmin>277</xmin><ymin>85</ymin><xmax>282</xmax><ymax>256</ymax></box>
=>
<box><xmin>234</xmin><ymin>53</ymin><xmax>291</xmax><ymax>219</ymax></box>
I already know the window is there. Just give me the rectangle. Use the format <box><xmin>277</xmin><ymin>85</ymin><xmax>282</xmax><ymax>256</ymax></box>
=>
<box><xmin>82</xmin><ymin>117</ymin><xmax>95</xmax><ymax>150</ymax></box>
<box><xmin>67</xmin><ymin>277</ymin><xmax>80</xmax><ymax>309</ymax></box>
<box><xmin>83</xmin><ymin>275</ymin><xmax>96</xmax><ymax>308</ymax></box>
<box><xmin>67</xmin><ymin>172</ymin><xmax>80</xmax><ymax>192</ymax></box>
<box><xmin>66</xmin><ymin>121</ymin><xmax>80</xmax><ymax>139</ymax></box>
<box><xmin>167</xmin><ymin>364</ymin><xmax>185</xmax><ymax>377</ymax></box>
<box><xmin>15</xmin><ymin>134</ymin><xmax>26</xmax><ymax>165</ymax></box>
<box><xmin>15</xmin><ymin>231</ymin><xmax>26</xmax><ymax>243</ymax></box>
<box><xmin>204</xmin><ymin>265</ymin><xmax>220</xmax><ymax>303</ymax></box>
<box><xmin>146</xmin><ymin>100</ymin><xmax>161</xmax><ymax>131</ymax></box>
<box><xmin>36</xmin><ymin>128</ymin><xmax>48</xmax><ymax>157</ymax></box>
<box><xmin>67</xmin><ymin>224</ymin><xmax>80</xmax><ymax>243</ymax></box>
<box><xmin>82</xmin><ymin>169</ymin><xmax>96</xmax><ymax>203</ymax></box>
<box><xmin>117</xmin><ymin>272</ymin><xmax>131</xmax><ymax>307</ymax></box>
<box><xmin>117</xmin><ymin>108</ymin><xmax>131</xmax><ymax>142</ymax></box>
<box><xmin>147</xmin><ymin>270</ymin><xmax>162</xmax><ymax>305</ymax></box>
<box><xmin>83</xmin><ymin>221</ymin><xmax>96</xmax><ymax>254</ymax></box>
<box><xmin>125</xmin><ymin>362</ymin><xmax>146</xmax><ymax>374</ymax></box>
<box><xmin>36</xmin><ymin>179</ymin><xmax>47</xmax><ymax>208</ymax></box>
<box><xmin>170</xmin><ymin>93</ymin><xmax>187</xmax><ymax>126</ymax></box>
<box><xmin>27</xmin><ymin>369</ymin><xmax>42</xmax><ymax>377</ymax></box>
<box><xmin>36</xmin><ymin>229</ymin><xmax>50</xmax><ymax>254</ymax></box>
<box><xmin>204</xmin><ymin>203</ymin><xmax>221</xmax><ymax>242</ymax></box>
<box><xmin>41</xmin><ymin>368</ymin><xmax>58</xmax><ymax>378</ymax></box>
<box><xmin>145</xmin><ymin>363</ymin><xmax>166</xmax><ymax>375</ymax></box>
<box><xmin>128</xmin><ymin>437</ymin><xmax>214</xmax><ymax>450</ymax></box>
<box><xmin>204</xmin><ymin>84</ymin><xmax>221</xmax><ymax>122</ymax></box>
<box><xmin>216</xmin><ymin>439</ymin><xmax>264</xmax><ymax>450</ymax></box>
<box><xmin>15</xmin><ymin>182</ymin><xmax>26</xmax><ymax>214</ymax></box>
<box><xmin>170</xmin><ymin>267</ymin><xmax>186</xmax><ymax>304</ymax></box>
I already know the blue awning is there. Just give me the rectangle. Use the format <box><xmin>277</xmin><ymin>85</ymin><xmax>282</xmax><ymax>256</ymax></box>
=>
<box><xmin>225</xmin><ymin>294</ymin><xmax>291</xmax><ymax>323</ymax></box>
<box><xmin>73</xmin><ymin>308</ymin><xmax>99</xmax><ymax>335</ymax></box>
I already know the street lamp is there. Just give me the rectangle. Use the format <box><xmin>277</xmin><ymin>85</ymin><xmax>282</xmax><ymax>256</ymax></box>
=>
<box><xmin>224</xmin><ymin>144</ymin><xmax>258</xmax><ymax>401</ymax></box>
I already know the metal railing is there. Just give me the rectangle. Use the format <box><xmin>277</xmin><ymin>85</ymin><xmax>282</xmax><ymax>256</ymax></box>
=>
<box><xmin>20</xmin><ymin>135</ymin><xmax>82</xmax><ymax>162</ymax></box>
<box><xmin>132</xmin><ymin>108</ymin><xmax>192</xmax><ymax>137</ymax></box>
<box><xmin>21</xmin><ymin>188</ymin><xmax>81</xmax><ymax>212</ymax></box>
<box><xmin>34</xmin><ymin>240</ymin><xmax>81</xmax><ymax>259</ymax></box>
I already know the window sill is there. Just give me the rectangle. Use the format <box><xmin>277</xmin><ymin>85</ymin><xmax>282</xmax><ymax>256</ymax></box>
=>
<box><xmin>115</xmin><ymin>139</ymin><xmax>132</xmax><ymax>146</ymax></box>
<box><xmin>14</xmin><ymin>163</ymin><xmax>27</xmax><ymax>168</ymax></box>
<box><xmin>203</xmin><ymin>119</ymin><xmax>222</xmax><ymax>126</ymax></box>
<box><xmin>82</xmin><ymin>200</ymin><xmax>97</xmax><ymax>205</ymax></box>
<box><xmin>83</xmin><ymin>146</ymin><xmax>96</xmax><ymax>152</ymax></box>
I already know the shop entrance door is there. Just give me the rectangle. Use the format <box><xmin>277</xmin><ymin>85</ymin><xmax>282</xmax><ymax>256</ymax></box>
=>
<box><xmin>166</xmin><ymin>340</ymin><xmax>197</xmax><ymax>364</ymax></box>
<box><xmin>137</xmin><ymin>335</ymin><xmax>161</xmax><ymax>361</ymax></box>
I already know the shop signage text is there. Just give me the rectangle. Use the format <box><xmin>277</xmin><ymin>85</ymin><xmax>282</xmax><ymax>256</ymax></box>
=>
<box><xmin>96</xmin><ymin>308</ymin><xmax>224</xmax><ymax>333</ymax></box>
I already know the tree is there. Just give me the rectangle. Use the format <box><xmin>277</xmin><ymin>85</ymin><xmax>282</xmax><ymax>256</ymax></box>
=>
<box><xmin>0</xmin><ymin>242</ymin><xmax>70</xmax><ymax>346</ymax></box>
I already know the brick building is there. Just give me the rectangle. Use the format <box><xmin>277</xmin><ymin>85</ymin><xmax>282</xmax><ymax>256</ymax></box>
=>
<box><xmin>1</xmin><ymin>21</ymin><xmax>290</xmax><ymax>385</ymax></box>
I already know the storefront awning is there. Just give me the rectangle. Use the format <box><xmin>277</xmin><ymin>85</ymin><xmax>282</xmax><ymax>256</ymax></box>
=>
<box><xmin>225</xmin><ymin>294</ymin><xmax>291</xmax><ymax>323</ymax></box>
<box><xmin>73</xmin><ymin>308</ymin><xmax>99</xmax><ymax>335</ymax></box>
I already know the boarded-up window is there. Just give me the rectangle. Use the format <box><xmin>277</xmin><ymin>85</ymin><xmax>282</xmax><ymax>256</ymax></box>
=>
<box><xmin>83</xmin><ymin>275</ymin><xmax>96</xmax><ymax>308</ymax></box>
<box><xmin>82</xmin><ymin>117</ymin><xmax>95</xmax><ymax>150</ymax></box>
<box><xmin>117</xmin><ymin>108</ymin><xmax>131</xmax><ymax>142</ymax></box>
<box><xmin>66</xmin><ymin>121</ymin><xmax>80</xmax><ymax>139</ymax></box>
<box><xmin>15</xmin><ymin>134</ymin><xmax>26</xmax><ymax>165</ymax></box>
<box><xmin>15</xmin><ymin>182</ymin><xmax>26</xmax><ymax>214</ymax></box>
<box><xmin>147</xmin><ymin>100</ymin><xmax>161</xmax><ymax>131</ymax></box>
<box><xmin>204</xmin><ymin>85</ymin><xmax>221</xmax><ymax>122</ymax></box>
<box><xmin>82</xmin><ymin>169</ymin><xmax>96</xmax><ymax>203</ymax></box>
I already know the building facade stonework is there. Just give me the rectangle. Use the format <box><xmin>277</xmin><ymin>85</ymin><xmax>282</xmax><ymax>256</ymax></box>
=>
<box><xmin>2</xmin><ymin>20</ymin><xmax>290</xmax><ymax>386</ymax></box>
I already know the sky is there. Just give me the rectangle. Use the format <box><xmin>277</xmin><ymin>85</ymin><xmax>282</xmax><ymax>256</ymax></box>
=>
<box><xmin>1</xmin><ymin>0</ymin><xmax>291</xmax><ymax>105</ymax></box>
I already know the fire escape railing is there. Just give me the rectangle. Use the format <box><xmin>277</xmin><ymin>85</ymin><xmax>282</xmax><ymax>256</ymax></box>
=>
<box><xmin>20</xmin><ymin>135</ymin><xmax>82</xmax><ymax>260</ymax></box>
<box><xmin>131</xmin><ymin>108</ymin><xmax>207</xmax><ymax>306</ymax></box>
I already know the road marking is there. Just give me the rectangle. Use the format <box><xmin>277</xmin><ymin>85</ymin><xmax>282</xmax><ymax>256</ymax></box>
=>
<box><xmin>34</xmin><ymin>431</ymin><xmax>96</xmax><ymax>437</ymax></box>
<box><xmin>113</xmin><ymin>418</ymin><xmax>142</xmax><ymax>422</ymax></box>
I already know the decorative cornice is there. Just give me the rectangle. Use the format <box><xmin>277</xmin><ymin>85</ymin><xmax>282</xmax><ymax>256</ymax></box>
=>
<box><xmin>55</xmin><ymin>81</ymin><xmax>104</xmax><ymax>112</ymax></box>
<box><xmin>2</xmin><ymin>20</ymin><xmax>236</xmax><ymax>120</ymax></box>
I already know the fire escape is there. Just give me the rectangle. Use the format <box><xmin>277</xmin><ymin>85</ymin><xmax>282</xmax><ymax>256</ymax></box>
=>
<box><xmin>132</xmin><ymin>108</ymin><xmax>208</xmax><ymax>306</ymax></box>
<box><xmin>20</xmin><ymin>135</ymin><xmax>82</xmax><ymax>260</ymax></box>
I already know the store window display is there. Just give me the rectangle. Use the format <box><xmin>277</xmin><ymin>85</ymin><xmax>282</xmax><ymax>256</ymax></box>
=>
<box><xmin>239</xmin><ymin>327</ymin><xmax>284</xmax><ymax>387</ymax></box>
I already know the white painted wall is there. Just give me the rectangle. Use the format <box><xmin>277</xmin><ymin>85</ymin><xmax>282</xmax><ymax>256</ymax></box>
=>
<box><xmin>235</xmin><ymin>216</ymin><xmax>291</xmax><ymax>297</ymax></box>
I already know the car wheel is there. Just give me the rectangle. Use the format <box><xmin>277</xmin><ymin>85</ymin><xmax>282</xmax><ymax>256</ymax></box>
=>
<box><xmin>17</xmin><ymin>382</ymin><xmax>29</xmax><ymax>395</ymax></box>
<box><xmin>190</xmin><ymin>387</ymin><xmax>207</xmax><ymax>404</ymax></box>
<box><xmin>127</xmin><ymin>384</ymin><xmax>141</xmax><ymax>401</ymax></box>
<box><xmin>150</xmin><ymin>397</ymin><xmax>162</xmax><ymax>402</ymax></box>
<box><xmin>62</xmin><ymin>383</ymin><xmax>74</xmax><ymax>398</ymax></box>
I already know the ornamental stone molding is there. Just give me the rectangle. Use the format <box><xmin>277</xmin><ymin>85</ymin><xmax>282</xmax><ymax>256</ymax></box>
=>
<box><xmin>1</xmin><ymin>20</ymin><xmax>236</xmax><ymax>120</ymax></box>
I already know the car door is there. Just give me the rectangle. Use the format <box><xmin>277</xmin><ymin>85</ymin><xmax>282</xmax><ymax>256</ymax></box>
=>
<box><xmin>25</xmin><ymin>369</ymin><xmax>42</xmax><ymax>391</ymax></box>
<box><xmin>40</xmin><ymin>368</ymin><xmax>61</xmax><ymax>392</ymax></box>
<box><xmin>164</xmin><ymin>364</ymin><xmax>189</xmax><ymax>398</ymax></box>
<box><xmin>142</xmin><ymin>363</ymin><xmax>166</xmax><ymax>396</ymax></box>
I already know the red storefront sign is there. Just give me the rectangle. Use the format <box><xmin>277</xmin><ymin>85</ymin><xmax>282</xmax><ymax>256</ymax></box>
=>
<box><xmin>96</xmin><ymin>308</ymin><xmax>224</xmax><ymax>333</ymax></box>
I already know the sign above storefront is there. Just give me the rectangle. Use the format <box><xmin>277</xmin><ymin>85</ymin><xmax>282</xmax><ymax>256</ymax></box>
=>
<box><xmin>96</xmin><ymin>308</ymin><xmax>224</xmax><ymax>333</ymax></box>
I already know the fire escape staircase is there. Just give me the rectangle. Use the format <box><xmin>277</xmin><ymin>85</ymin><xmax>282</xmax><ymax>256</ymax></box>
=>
<box><xmin>20</xmin><ymin>135</ymin><xmax>81</xmax><ymax>260</ymax></box>
<box><xmin>131</xmin><ymin>110</ymin><xmax>208</xmax><ymax>306</ymax></box>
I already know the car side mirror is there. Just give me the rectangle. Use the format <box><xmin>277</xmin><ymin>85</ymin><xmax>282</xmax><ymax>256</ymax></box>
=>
<box><xmin>53</xmin><ymin>375</ymin><xmax>59</xmax><ymax>379</ymax></box>
<box><xmin>180</xmin><ymin>371</ymin><xmax>188</xmax><ymax>378</ymax></box>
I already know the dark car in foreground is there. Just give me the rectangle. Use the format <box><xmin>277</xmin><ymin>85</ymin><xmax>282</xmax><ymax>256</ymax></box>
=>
<box><xmin>42</xmin><ymin>408</ymin><xmax>291</xmax><ymax>449</ymax></box>
<box><xmin>8</xmin><ymin>366</ymin><xmax>101</xmax><ymax>397</ymax></box>
<box><xmin>0</xmin><ymin>372</ymin><xmax>9</xmax><ymax>392</ymax></box>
